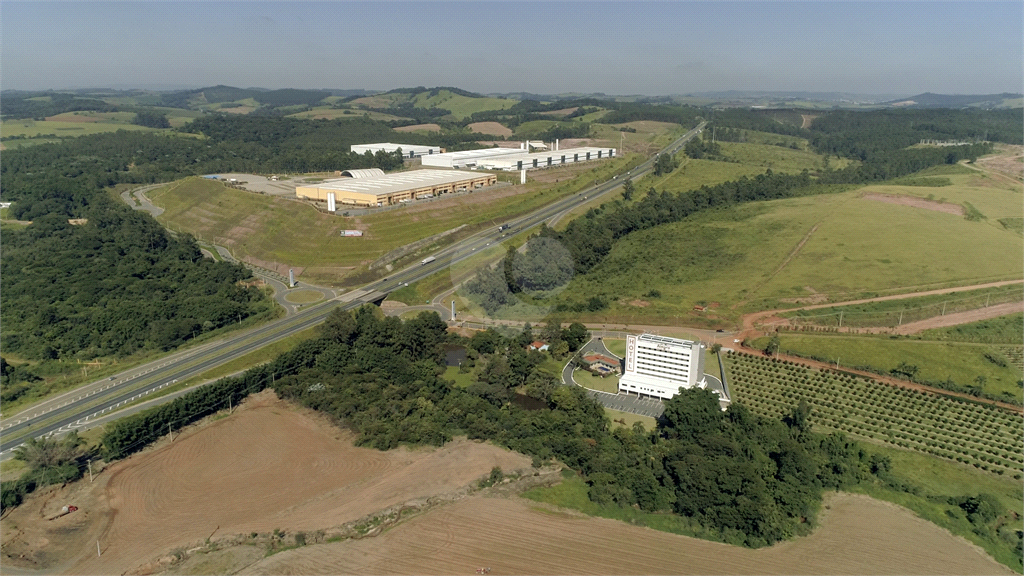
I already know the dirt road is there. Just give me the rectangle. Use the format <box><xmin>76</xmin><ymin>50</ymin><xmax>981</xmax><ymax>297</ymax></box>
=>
<box><xmin>739</xmin><ymin>279</ymin><xmax>1024</xmax><ymax>337</ymax></box>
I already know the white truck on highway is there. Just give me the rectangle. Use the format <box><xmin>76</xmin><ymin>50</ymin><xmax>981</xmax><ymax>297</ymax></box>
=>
<box><xmin>421</xmin><ymin>256</ymin><xmax>436</xmax><ymax>265</ymax></box>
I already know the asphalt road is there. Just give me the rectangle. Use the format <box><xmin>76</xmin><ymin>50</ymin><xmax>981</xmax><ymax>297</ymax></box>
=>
<box><xmin>0</xmin><ymin>123</ymin><xmax>705</xmax><ymax>459</ymax></box>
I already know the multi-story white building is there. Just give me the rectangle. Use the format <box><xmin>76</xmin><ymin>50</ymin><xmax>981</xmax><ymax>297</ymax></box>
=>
<box><xmin>619</xmin><ymin>334</ymin><xmax>708</xmax><ymax>400</ymax></box>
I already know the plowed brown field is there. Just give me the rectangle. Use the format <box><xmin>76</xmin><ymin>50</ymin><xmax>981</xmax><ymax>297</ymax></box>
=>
<box><xmin>8</xmin><ymin>392</ymin><xmax>530</xmax><ymax>575</ymax></box>
<box><xmin>242</xmin><ymin>494</ymin><xmax>1013</xmax><ymax>575</ymax></box>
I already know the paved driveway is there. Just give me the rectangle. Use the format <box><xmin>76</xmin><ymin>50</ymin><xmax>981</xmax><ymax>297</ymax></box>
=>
<box><xmin>564</xmin><ymin>337</ymin><xmax>666</xmax><ymax>419</ymax></box>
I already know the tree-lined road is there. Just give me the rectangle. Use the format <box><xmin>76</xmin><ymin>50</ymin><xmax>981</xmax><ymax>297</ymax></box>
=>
<box><xmin>0</xmin><ymin>123</ymin><xmax>706</xmax><ymax>459</ymax></box>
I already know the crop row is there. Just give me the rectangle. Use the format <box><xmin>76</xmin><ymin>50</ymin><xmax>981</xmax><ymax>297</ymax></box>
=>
<box><xmin>724</xmin><ymin>352</ymin><xmax>1024</xmax><ymax>477</ymax></box>
<box><xmin>997</xmin><ymin>346</ymin><xmax>1024</xmax><ymax>371</ymax></box>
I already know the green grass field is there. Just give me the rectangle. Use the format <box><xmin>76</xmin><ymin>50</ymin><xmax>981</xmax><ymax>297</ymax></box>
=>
<box><xmin>411</xmin><ymin>90</ymin><xmax>517</xmax><ymax>120</ymax></box>
<box><xmin>919</xmin><ymin>313</ymin><xmax>1023</xmax><ymax>344</ymax></box>
<box><xmin>148</xmin><ymin>155</ymin><xmax>641</xmax><ymax>286</ymax></box>
<box><xmin>603</xmin><ymin>407</ymin><xmax>657</xmax><ymax>431</ymax></box>
<box><xmin>286</xmin><ymin>107</ymin><xmax>411</xmax><ymax>122</ymax></box>
<box><xmin>555</xmin><ymin>165</ymin><xmax>1023</xmax><ymax>324</ymax></box>
<box><xmin>602</xmin><ymin>338</ymin><xmax>626</xmax><ymax>357</ymax></box>
<box><xmin>574</xmin><ymin>368</ymin><xmax>618</xmax><ymax>393</ymax></box>
<box><xmin>752</xmin><ymin>333</ymin><xmax>1023</xmax><ymax>401</ymax></box>
<box><xmin>513</xmin><ymin>120</ymin><xmax>561</xmax><ymax>138</ymax></box>
<box><xmin>442</xmin><ymin>365</ymin><xmax>476</xmax><ymax>388</ymax></box>
<box><xmin>1</xmin><ymin>118</ymin><xmax>162</xmax><ymax>139</ymax></box>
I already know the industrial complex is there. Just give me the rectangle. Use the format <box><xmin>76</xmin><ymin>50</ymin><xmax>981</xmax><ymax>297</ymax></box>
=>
<box><xmin>420</xmin><ymin>145</ymin><xmax>616</xmax><ymax>170</ymax></box>
<box><xmin>619</xmin><ymin>334</ymin><xmax>728</xmax><ymax>407</ymax></box>
<box><xmin>350</xmin><ymin>143</ymin><xmax>444</xmax><ymax>158</ymax></box>
<box><xmin>294</xmin><ymin>169</ymin><xmax>496</xmax><ymax>207</ymax></box>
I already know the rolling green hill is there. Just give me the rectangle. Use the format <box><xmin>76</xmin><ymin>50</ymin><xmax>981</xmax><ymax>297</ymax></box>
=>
<box><xmin>555</xmin><ymin>163</ymin><xmax>1023</xmax><ymax>324</ymax></box>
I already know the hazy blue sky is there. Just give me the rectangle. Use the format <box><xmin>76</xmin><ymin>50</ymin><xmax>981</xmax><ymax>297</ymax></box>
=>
<box><xmin>2</xmin><ymin>1</ymin><xmax>1021</xmax><ymax>95</ymax></box>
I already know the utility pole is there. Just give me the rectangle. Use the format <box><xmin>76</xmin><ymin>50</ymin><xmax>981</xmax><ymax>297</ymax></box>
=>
<box><xmin>898</xmin><ymin>310</ymin><xmax>903</xmax><ymax>325</ymax></box>
<box><xmin>168</xmin><ymin>423</ymin><xmax>173</xmax><ymax>442</ymax></box>
<box><xmin>838</xmin><ymin>311</ymin><xmax>843</xmax><ymax>327</ymax></box>
<box><xmin>97</xmin><ymin>541</ymin><xmax>101</xmax><ymax>558</ymax></box>
<box><xmin>941</xmin><ymin>302</ymin><xmax>946</xmax><ymax>316</ymax></box>
<box><xmin>986</xmin><ymin>294</ymin><xmax>990</xmax><ymax>307</ymax></box>
<box><xmin>88</xmin><ymin>459</ymin><xmax>93</xmax><ymax>483</ymax></box>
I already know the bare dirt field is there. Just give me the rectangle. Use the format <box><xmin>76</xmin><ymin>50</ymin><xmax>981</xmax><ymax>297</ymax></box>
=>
<box><xmin>800</xmin><ymin>114</ymin><xmax>818</xmax><ymax>129</ymax></box>
<box><xmin>1</xmin><ymin>391</ymin><xmax>531</xmax><ymax>575</ymax></box>
<box><xmin>862</xmin><ymin>192</ymin><xmax>965</xmax><ymax>215</ymax></box>
<box><xmin>467</xmin><ymin>122</ymin><xmax>513</xmax><ymax>137</ymax></box>
<box><xmin>974</xmin><ymin>145</ymin><xmax>1024</xmax><ymax>183</ymax></box>
<box><xmin>539</xmin><ymin>107</ymin><xmax>578</xmax><ymax>117</ymax></box>
<box><xmin>394</xmin><ymin>123</ymin><xmax>441</xmax><ymax>133</ymax></box>
<box><xmin>241</xmin><ymin>492</ymin><xmax>1012</xmax><ymax>575</ymax></box>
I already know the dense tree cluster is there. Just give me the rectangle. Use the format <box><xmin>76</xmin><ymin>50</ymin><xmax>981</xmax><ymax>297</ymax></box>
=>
<box><xmin>683</xmin><ymin>137</ymin><xmax>724</xmax><ymax>159</ymax></box>
<box><xmin>465</xmin><ymin>237</ymin><xmax>575</xmax><ymax>315</ymax></box>
<box><xmin>0</xmin><ymin>92</ymin><xmax>116</xmax><ymax>120</ymax></box>
<box><xmin>131</xmin><ymin>110</ymin><xmax>170</xmax><ymax>128</ymax></box>
<box><xmin>1</xmin><ymin>203</ymin><xmax>272</xmax><ymax>361</ymax></box>
<box><xmin>98</xmin><ymin>307</ymin><xmax>885</xmax><ymax>546</ymax></box>
<box><xmin>1</xmin><ymin>433</ymin><xmax>86</xmax><ymax>511</ymax></box>
<box><xmin>809</xmin><ymin>109</ymin><xmax>1023</xmax><ymax>157</ymax></box>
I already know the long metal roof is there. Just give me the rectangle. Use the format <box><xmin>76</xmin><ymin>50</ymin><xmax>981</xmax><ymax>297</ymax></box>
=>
<box><xmin>476</xmin><ymin>147</ymin><xmax>617</xmax><ymax>168</ymax></box>
<box><xmin>299</xmin><ymin>169</ymin><xmax>487</xmax><ymax>197</ymax></box>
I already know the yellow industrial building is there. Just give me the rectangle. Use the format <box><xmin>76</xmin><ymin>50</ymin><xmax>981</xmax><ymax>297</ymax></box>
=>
<box><xmin>295</xmin><ymin>169</ymin><xmax>496</xmax><ymax>207</ymax></box>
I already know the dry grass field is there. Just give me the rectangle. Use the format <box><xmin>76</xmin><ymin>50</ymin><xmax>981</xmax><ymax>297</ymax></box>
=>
<box><xmin>0</xmin><ymin>391</ymin><xmax>530</xmax><ymax>575</ymax></box>
<box><xmin>240</xmin><ymin>493</ymin><xmax>1012</xmax><ymax>575</ymax></box>
<box><xmin>467</xmin><ymin>122</ymin><xmax>514</xmax><ymax>137</ymax></box>
<box><xmin>394</xmin><ymin>123</ymin><xmax>442</xmax><ymax>133</ymax></box>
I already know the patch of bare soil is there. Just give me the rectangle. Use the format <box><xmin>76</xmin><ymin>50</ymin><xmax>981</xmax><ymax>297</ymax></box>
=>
<box><xmin>242</xmin><ymin>256</ymin><xmax>302</xmax><ymax>278</ymax></box>
<box><xmin>974</xmin><ymin>145</ymin><xmax>1024</xmax><ymax>183</ymax></box>
<box><xmin>241</xmin><ymin>492</ymin><xmax>1013</xmax><ymax>575</ymax></box>
<box><xmin>539</xmin><ymin>107</ymin><xmax>578</xmax><ymax>117</ymax></box>
<box><xmin>862</xmin><ymin>193</ymin><xmax>965</xmax><ymax>216</ymax></box>
<box><xmin>395</xmin><ymin>124</ymin><xmax>441</xmax><ymax>133</ymax></box>
<box><xmin>380</xmin><ymin>300</ymin><xmax>408</xmax><ymax>312</ymax></box>
<box><xmin>467</xmin><ymin>122</ymin><xmax>513</xmax><ymax>137</ymax></box>
<box><xmin>800</xmin><ymin>114</ymin><xmax>818</xmax><ymax>129</ymax></box>
<box><xmin>624</xmin><ymin>299</ymin><xmax>651</xmax><ymax>308</ymax></box>
<box><xmin>4</xmin><ymin>391</ymin><xmax>531</xmax><ymax>575</ymax></box>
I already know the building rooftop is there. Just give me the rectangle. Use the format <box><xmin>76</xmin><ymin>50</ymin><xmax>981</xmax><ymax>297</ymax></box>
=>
<box><xmin>637</xmin><ymin>334</ymin><xmax>697</xmax><ymax>347</ymax></box>
<box><xmin>475</xmin><ymin>147</ymin><xmax>617</xmax><ymax>168</ymax></box>
<box><xmin>299</xmin><ymin>169</ymin><xmax>487</xmax><ymax>197</ymax></box>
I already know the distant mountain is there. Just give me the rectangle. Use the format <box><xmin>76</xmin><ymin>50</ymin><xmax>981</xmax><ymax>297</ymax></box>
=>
<box><xmin>156</xmin><ymin>85</ymin><xmax>333</xmax><ymax>109</ymax></box>
<box><xmin>687</xmin><ymin>90</ymin><xmax>908</xmax><ymax>103</ymax></box>
<box><xmin>882</xmin><ymin>92</ymin><xmax>1023</xmax><ymax>109</ymax></box>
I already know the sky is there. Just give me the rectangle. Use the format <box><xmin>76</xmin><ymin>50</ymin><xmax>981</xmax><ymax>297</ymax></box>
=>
<box><xmin>1</xmin><ymin>1</ymin><xmax>1021</xmax><ymax>96</ymax></box>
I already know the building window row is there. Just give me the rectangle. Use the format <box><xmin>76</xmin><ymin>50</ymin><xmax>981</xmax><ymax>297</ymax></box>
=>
<box><xmin>636</xmin><ymin>350</ymin><xmax>692</xmax><ymax>362</ymax></box>
<box><xmin>637</xmin><ymin>360</ymin><xmax>689</xmax><ymax>371</ymax></box>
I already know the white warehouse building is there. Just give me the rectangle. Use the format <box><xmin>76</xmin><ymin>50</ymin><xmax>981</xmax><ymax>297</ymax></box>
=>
<box><xmin>419</xmin><ymin>147</ymin><xmax>525</xmax><ymax>169</ymax></box>
<box><xmin>476</xmin><ymin>147</ymin><xmax>617</xmax><ymax>171</ymax></box>
<box><xmin>619</xmin><ymin>334</ymin><xmax>713</xmax><ymax>401</ymax></box>
<box><xmin>350</xmin><ymin>143</ymin><xmax>444</xmax><ymax>158</ymax></box>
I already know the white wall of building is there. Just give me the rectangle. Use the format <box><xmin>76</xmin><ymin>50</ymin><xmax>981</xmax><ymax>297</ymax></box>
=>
<box><xmin>619</xmin><ymin>334</ymin><xmax>706</xmax><ymax>400</ymax></box>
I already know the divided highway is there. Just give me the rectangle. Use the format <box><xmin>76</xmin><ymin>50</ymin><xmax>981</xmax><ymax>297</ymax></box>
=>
<box><xmin>0</xmin><ymin>122</ymin><xmax>705</xmax><ymax>458</ymax></box>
